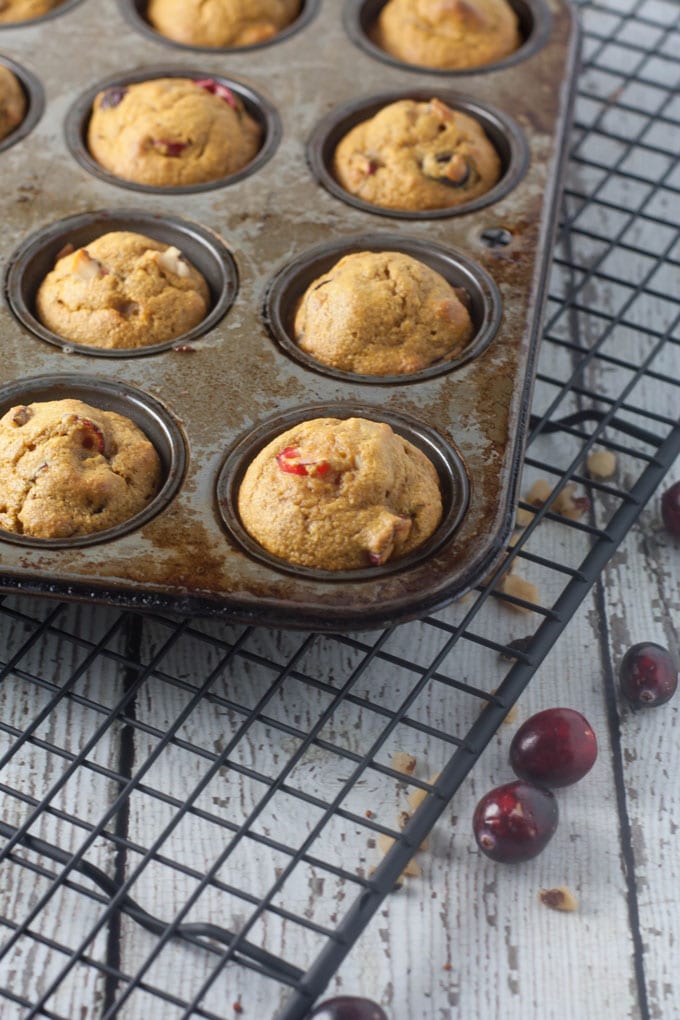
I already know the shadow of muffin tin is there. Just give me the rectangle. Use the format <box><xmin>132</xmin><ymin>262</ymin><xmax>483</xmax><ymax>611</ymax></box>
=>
<box><xmin>0</xmin><ymin>0</ymin><xmax>580</xmax><ymax>630</ymax></box>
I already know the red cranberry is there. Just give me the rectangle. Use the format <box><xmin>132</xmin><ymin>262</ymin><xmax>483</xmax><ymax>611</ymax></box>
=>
<box><xmin>509</xmin><ymin>708</ymin><xmax>597</xmax><ymax>787</ymax></box>
<box><xmin>619</xmin><ymin>642</ymin><xmax>678</xmax><ymax>709</ymax></box>
<box><xmin>472</xmin><ymin>780</ymin><xmax>558</xmax><ymax>863</ymax></box>
<box><xmin>309</xmin><ymin>997</ymin><xmax>388</xmax><ymax>1020</ymax></box>
<box><xmin>661</xmin><ymin>480</ymin><xmax>680</xmax><ymax>538</ymax></box>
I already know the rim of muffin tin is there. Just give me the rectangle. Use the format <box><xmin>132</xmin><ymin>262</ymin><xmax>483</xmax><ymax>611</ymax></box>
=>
<box><xmin>264</xmin><ymin>233</ymin><xmax>502</xmax><ymax>384</ymax></box>
<box><xmin>118</xmin><ymin>0</ymin><xmax>321</xmax><ymax>53</ymax></box>
<box><xmin>0</xmin><ymin>56</ymin><xmax>44</xmax><ymax>153</ymax></box>
<box><xmin>0</xmin><ymin>374</ymin><xmax>187</xmax><ymax>549</ymax></box>
<box><xmin>0</xmin><ymin>0</ymin><xmax>85</xmax><ymax>29</ymax></box>
<box><xmin>344</xmin><ymin>0</ymin><xmax>553</xmax><ymax>76</ymax></box>
<box><xmin>5</xmin><ymin>208</ymin><xmax>239</xmax><ymax>358</ymax></box>
<box><xmin>64</xmin><ymin>66</ymin><xmax>282</xmax><ymax>195</ymax></box>
<box><xmin>307</xmin><ymin>88</ymin><xmax>529</xmax><ymax>220</ymax></box>
<box><xmin>217</xmin><ymin>402</ymin><xmax>470</xmax><ymax>582</ymax></box>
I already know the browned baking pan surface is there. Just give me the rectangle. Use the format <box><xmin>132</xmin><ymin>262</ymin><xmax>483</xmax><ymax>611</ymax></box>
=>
<box><xmin>0</xmin><ymin>0</ymin><xmax>580</xmax><ymax>629</ymax></box>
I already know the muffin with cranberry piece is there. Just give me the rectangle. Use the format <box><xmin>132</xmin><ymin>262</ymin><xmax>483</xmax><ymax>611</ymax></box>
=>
<box><xmin>36</xmin><ymin>231</ymin><xmax>211</xmax><ymax>350</ymax></box>
<box><xmin>87</xmin><ymin>77</ymin><xmax>262</xmax><ymax>187</ymax></box>
<box><xmin>146</xmin><ymin>0</ymin><xmax>301</xmax><ymax>47</ymax></box>
<box><xmin>0</xmin><ymin>399</ymin><xmax>161</xmax><ymax>539</ymax></box>
<box><xmin>0</xmin><ymin>64</ymin><xmax>27</xmax><ymax>142</ymax></box>
<box><xmin>294</xmin><ymin>250</ymin><xmax>474</xmax><ymax>374</ymax></box>
<box><xmin>0</xmin><ymin>0</ymin><xmax>64</xmax><ymax>23</ymax></box>
<box><xmin>238</xmin><ymin>416</ymin><xmax>442</xmax><ymax>570</ymax></box>
<box><xmin>332</xmin><ymin>97</ymin><xmax>501</xmax><ymax>212</ymax></box>
<box><xmin>372</xmin><ymin>0</ymin><xmax>521</xmax><ymax>70</ymax></box>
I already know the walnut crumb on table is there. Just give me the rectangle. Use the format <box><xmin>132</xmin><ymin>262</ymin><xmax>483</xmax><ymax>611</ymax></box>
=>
<box><xmin>539</xmin><ymin>886</ymin><xmax>579</xmax><ymax>911</ymax></box>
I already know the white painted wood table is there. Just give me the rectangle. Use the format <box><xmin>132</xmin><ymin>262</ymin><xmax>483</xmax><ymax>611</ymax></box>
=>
<box><xmin>0</xmin><ymin>0</ymin><xmax>678</xmax><ymax>1018</ymax></box>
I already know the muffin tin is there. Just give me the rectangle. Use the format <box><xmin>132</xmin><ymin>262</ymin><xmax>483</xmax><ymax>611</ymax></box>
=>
<box><xmin>0</xmin><ymin>0</ymin><xmax>580</xmax><ymax>629</ymax></box>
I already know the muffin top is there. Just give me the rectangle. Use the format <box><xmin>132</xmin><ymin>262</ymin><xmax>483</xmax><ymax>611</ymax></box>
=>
<box><xmin>0</xmin><ymin>398</ymin><xmax>162</xmax><ymax>539</ymax></box>
<box><xmin>0</xmin><ymin>64</ymin><xmax>27</xmax><ymax>142</ymax></box>
<box><xmin>238</xmin><ymin>416</ymin><xmax>443</xmax><ymax>570</ymax></box>
<box><xmin>332</xmin><ymin>97</ymin><xmax>501</xmax><ymax>212</ymax></box>
<box><xmin>87</xmin><ymin>77</ymin><xmax>262</xmax><ymax>187</ymax></box>
<box><xmin>0</xmin><ymin>0</ymin><xmax>63</xmax><ymax>23</ymax></box>
<box><xmin>294</xmin><ymin>250</ymin><xmax>474</xmax><ymax>375</ymax></box>
<box><xmin>35</xmin><ymin>231</ymin><xmax>211</xmax><ymax>350</ymax></box>
<box><xmin>147</xmin><ymin>0</ymin><xmax>301</xmax><ymax>48</ymax></box>
<box><xmin>372</xmin><ymin>0</ymin><xmax>522</xmax><ymax>70</ymax></box>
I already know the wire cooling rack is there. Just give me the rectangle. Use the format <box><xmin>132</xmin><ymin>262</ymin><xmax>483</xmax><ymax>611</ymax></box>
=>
<box><xmin>1</xmin><ymin>0</ymin><xmax>679</xmax><ymax>1017</ymax></box>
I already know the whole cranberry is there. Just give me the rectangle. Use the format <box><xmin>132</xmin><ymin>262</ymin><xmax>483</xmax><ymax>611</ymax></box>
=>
<box><xmin>309</xmin><ymin>997</ymin><xmax>388</xmax><ymax>1020</ymax></box>
<box><xmin>619</xmin><ymin>642</ymin><xmax>678</xmax><ymax>708</ymax></box>
<box><xmin>509</xmin><ymin>708</ymin><xmax>597</xmax><ymax>787</ymax></box>
<box><xmin>661</xmin><ymin>480</ymin><xmax>680</xmax><ymax>538</ymax></box>
<box><xmin>473</xmin><ymin>780</ymin><xmax>558</xmax><ymax>863</ymax></box>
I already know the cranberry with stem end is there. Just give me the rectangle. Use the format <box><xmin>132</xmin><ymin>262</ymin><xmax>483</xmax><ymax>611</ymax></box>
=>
<box><xmin>309</xmin><ymin>997</ymin><xmax>388</xmax><ymax>1020</ymax></box>
<box><xmin>619</xmin><ymin>642</ymin><xmax>678</xmax><ymax>709</ymax></box>
<box><xmin>661</xmin><ymin>480</ymin><xmax>680</xmax><ymax>538</ymax></box>
<box><xmin>473</xmin><ymin>780</ymin><xmax>558</xmax><ymax>863</ymax></box>
<box><xmin>509</xmin><ymin>708</ymin><xmax>598</xmax><ymax>788</ymax></box>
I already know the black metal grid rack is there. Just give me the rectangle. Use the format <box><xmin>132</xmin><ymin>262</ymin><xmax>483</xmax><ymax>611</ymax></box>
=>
<box><xmin>1</xmin><ymin>0</ymin><xmax>679</xmax><ymax>1017</ymax></box>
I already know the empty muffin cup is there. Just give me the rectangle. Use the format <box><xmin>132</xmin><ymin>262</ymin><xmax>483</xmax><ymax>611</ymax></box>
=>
<box><xmin>6</xmin><ymin>208</ymin><xmax>238</xmax><ymax>357</ymax></box>
<box><xmin>265</xmin><ymin>233</ymin><xmax>501</xmax><ymax>382</ymax></box>
<box><xmin>0</xmin><ymin>374</ymin><xmax>186</xmax><ymax>548</ymax></box>
<box><xmin>344</xmin><ymin>0</ymin><xmax>551</xmax><ymax>75</ymax></box>
<box><xmin>65</xmin><ymin>67</ymin><xmax>281</xmax><ymax>194</ymax></box>
<box><xmin>307</xmin><ymin>89</ymin><xmax>527</xmax><ymax>219</ymax></box>
<box><xmin>118</xmin><ymin>0</ymin><xmax>320</xmax><ymax>52</ymax></box>
<box><xmin>217</xmin><ymin>402</ymin><xmax>469</xmax><ymax>580</ymax></box>
<box><xmin>0</xmin><ymin>57</ymin><xmax>44</xmax><ymax>152</ymax></box>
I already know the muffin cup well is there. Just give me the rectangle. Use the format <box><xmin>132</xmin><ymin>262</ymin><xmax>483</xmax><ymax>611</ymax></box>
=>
<box><xmin>217</xmin><ymin>402</ymin><xmax>470</xmax><ymax>581</ymax></box>
<box><xmin>264</xmin><ymin>233</ymin><xmax>502</xmax><ymax>383</ymax></box>
<box><xmin>65</xmin><ymin>66</ymin><xmax>281</xmax><ymax>195</ymax></box>
<box><xmin>6</xmin><ymin>208</ymin><xmax>239</xmax><ymax>357</ymax></box>
<box><xmin>0</xmin><ymin>374</ymin><xmax>186</xmax><ymax>548</ymax></box>
<box><xmin>344</xmin><ymin>0</ymin><xmax>552</xmax><ymax>76</ymax></box>
<box><xmin>118</xmin><ymin>0</ymin><xmax>321</xmax><ymax>53</ymax></box>
<box><xmin>0</xmin><ymin>0</ymin><xmax>83</xmax><ymax>29</ymax></box>
<box><xmin>307</xmin><ymin>89</ymin><xmax>528</xmax><ymax>220</ymax></box>
<box><xmin>0</xmin><ymin>56</ymin><xmax>44</xmax><ymax>153</ymax></box>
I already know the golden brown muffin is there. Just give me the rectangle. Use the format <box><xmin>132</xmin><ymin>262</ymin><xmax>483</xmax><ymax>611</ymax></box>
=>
<box><xmin>238</xmin><ymin>416</ymin><xmax>442</xmax><ymax>570</ymax></box>
<box><xmin>0</xmin><ymin>0</ymin><xmax>63</xmax><ymax>23</ymax></box>
<box><xmin>0</xmin><ymin>64</ymin><xmax>26</xmax><ymax>142</ymax></box>
<box><xmin>0</xmin><ymin>399</ymin><xmax>162</xmax><ymax>539</ymax></box>
<box><xmin>147</xmin><ymin>0</ymin><xmax>301</xmax><ymax>47</ymax></box>
<box><xmin>87</xmin><ymin>77</ymin><xmax>262</xmax><ymax>187</ymax></box>
<box><xmin>332</xmin><ymin>97</ymin><xmax>501</xmax><ymax>212</ymax></box>
<box><xmin>372</xmin><ymin>0</ymin><xmax>521</xmax><ymax>70</ymax></box>
<box><xmin>35</xmin><ymin>231</ymin><xmax>211</xmax><ymax>350</ymax></box>
<box><xmin>294</xmin><ymin>251</ymin><xmax>474</xmax><ymax>374</ymax></box>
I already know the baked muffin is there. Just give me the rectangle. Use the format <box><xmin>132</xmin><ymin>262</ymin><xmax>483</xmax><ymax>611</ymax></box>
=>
<box><xmin>0</xmin><ymin>64</ymin><xmax>27</xmax><ymax>142</ymax></box>
<box><xmin>35</xmin><ymin>231</ymin><xmax>211</xmax><ymax>350</ymax></box>
<box><xmin>372</xmin><ymin>0</ymin><xmax>521</xmax><ymax>70</ymax></box>
<box><xmin>332</xmin><ymin>97</ymin><xmax>501</xmax><ymax>212</ymax></box>
<box><xmin>294</xmin><ymin>251</ymin><xmax>474</xmax><ymax>374</ymax></box>
<box><xmin>0</xmin><ymin>0</ymin><xmax>63</xmax><ymax>23</ymax></box>
<box><xmin>0</xmin><ymin>399</ymin><xmax>162</xmax><ymax>539</ymax></box>
<box><xmin>87</xmin><ymin>77</ymin><xmax>262</xmax><ymax>187</ymax></box>
<box><xmin>147</xmin><ymin>0</ymin><xmax>301</xmax><ymax>47</ymax></box>
<box><xmin>238</xmin><ymin>416</ymin><xmax>442</xmax><ymax>570</ymax></box>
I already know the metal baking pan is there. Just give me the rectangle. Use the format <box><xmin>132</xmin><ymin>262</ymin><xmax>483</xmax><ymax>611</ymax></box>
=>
<box><xmin>0</xmin><ymin>0</ymin><xmax>580</xmax><ymax>630</ymax></box>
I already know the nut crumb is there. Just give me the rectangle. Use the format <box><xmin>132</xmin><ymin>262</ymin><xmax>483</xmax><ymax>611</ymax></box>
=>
<box><xmin>526</xmin><ymin>478</ymin><xmax>552</xmax><ymax>505</ymax></box>
<box><xmin>392</xmin><ymin>751</ymin><xmax>417</xmax><ymax>775</ymax></box>
<box><xmin>554</xmin><ymin>483</ymin><xmax>591</xmax><ymax>520</ymax></box>
<box><xmin>377</xmin><ymin>833</ymin><xmax>422</xmax><ymax>877</ymax></box>
<box><xmin>587</xmin><ymin>449</ymin><xmax>617</xmax><ymax>479</ymax></box>
<box><xmin>539</xmin><ymin>886</ymin><xmax>578</xmax><ymax>911</ymax></box>
<box><xmin>442</xmin><ymin>961</ymin><xmax>453</xmax><ymax>972</ymax></box>
<box><xmin>500</xmin><ymin>574</ymin><xmax>540</xmax><ymax>612</ymax></box>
